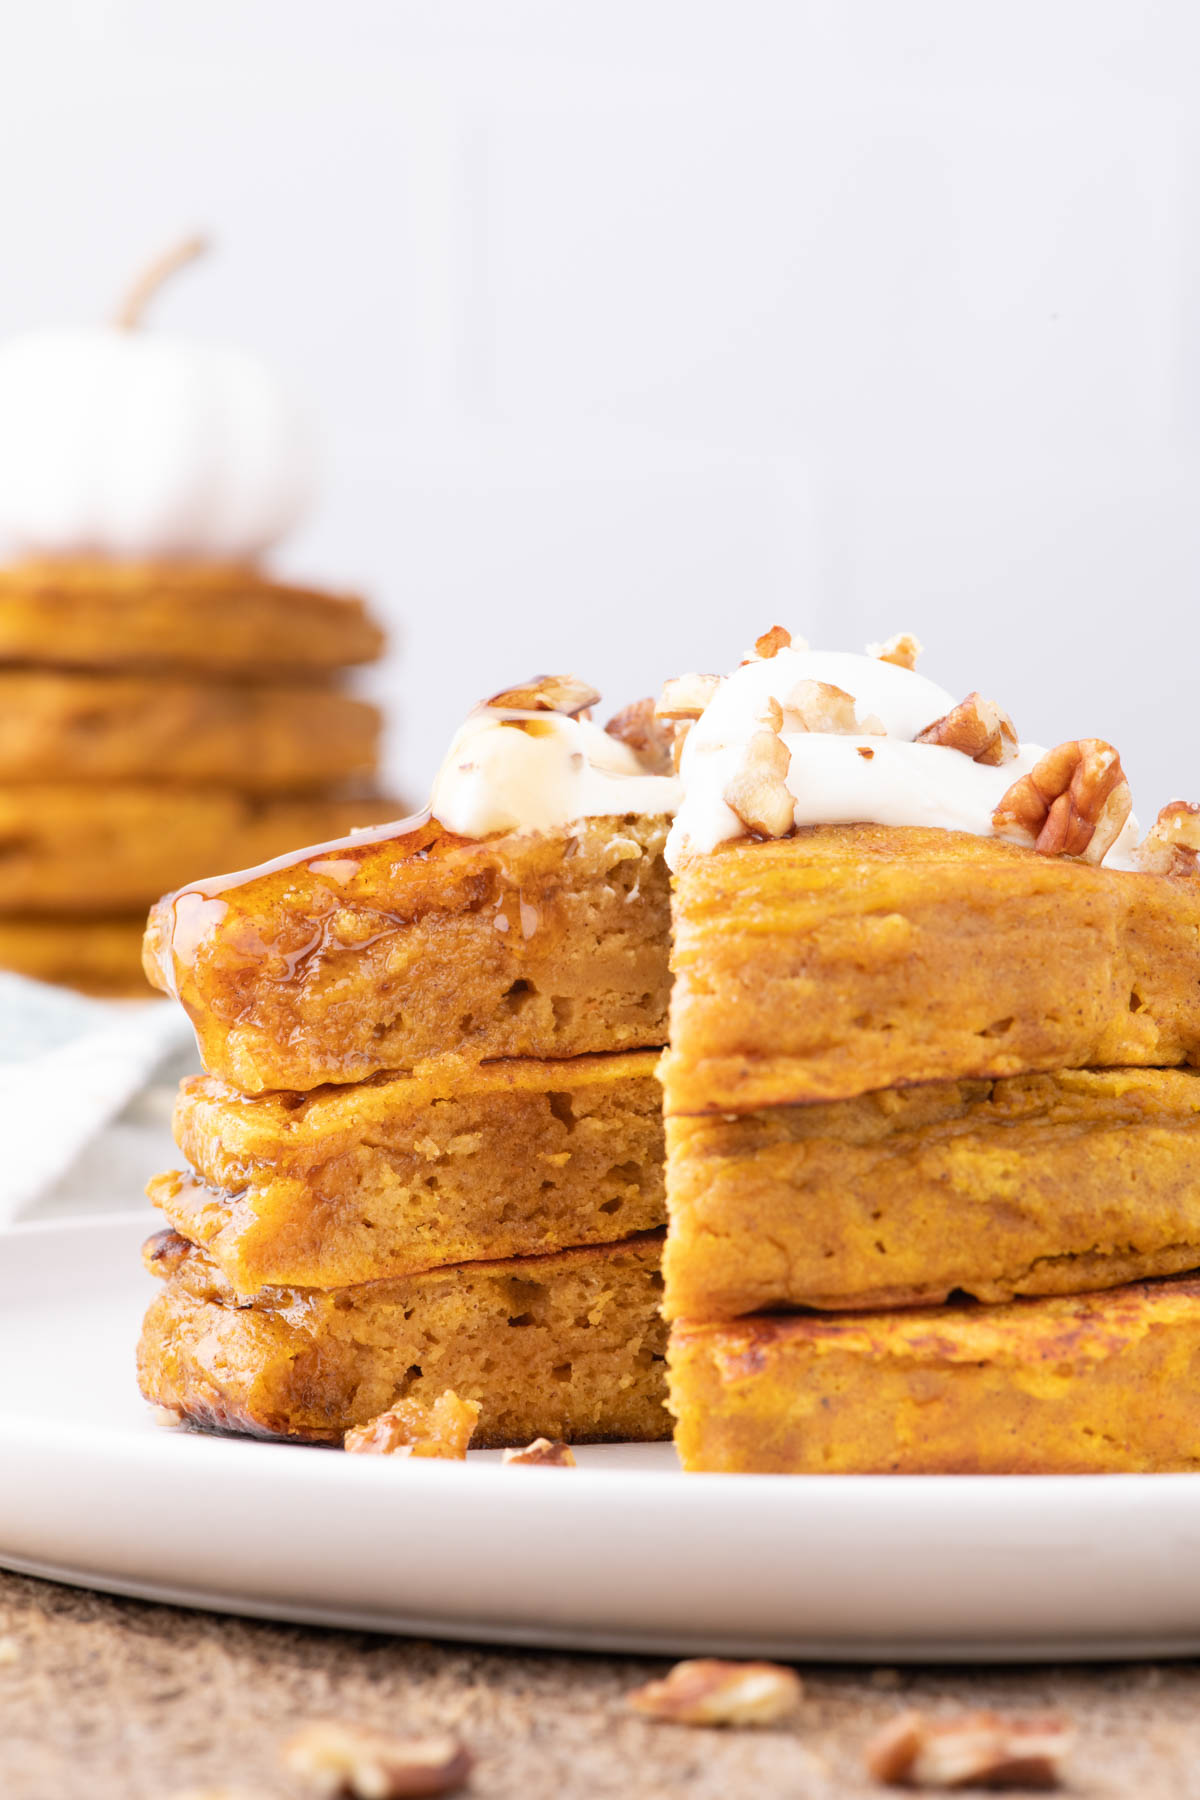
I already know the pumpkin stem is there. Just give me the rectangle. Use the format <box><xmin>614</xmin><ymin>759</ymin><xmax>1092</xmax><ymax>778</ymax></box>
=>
<box><xmin>113</xmin><ymin>235</ymin><xmax>209</xmax><ymax>330</ymax></box>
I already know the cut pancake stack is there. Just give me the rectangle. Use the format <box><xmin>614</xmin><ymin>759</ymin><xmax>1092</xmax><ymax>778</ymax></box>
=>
<box><xmin>664</xmin><ymin>823</ymin><xmax>1200</xmax><ymax>1473</ymax></box>
<box><xmin>138</xmin><ymin>797</ymin><xmax>678</xmax><ymax>1447</ymax></box>
<box><xmin>0</xmin><ymin>559</ymin><xmax>389</xmax><ymax>994</ymax></box>
<box><xmin>136</xmin><ymin>640</ymin><xmax>1200</xmax><ymax>1478</ymax></box>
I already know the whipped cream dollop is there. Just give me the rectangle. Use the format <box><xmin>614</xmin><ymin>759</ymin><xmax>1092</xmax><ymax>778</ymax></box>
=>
<box><xmin>666</xmin><ymin>643</ymin><xmax>1139</xmax><ymax>869</ymax></box>
<box><xmin>0</xmin><ymin>327</ymin><xmax>315</xmax><ymax>561</ymax></box>
<box><xmin>431</xmin><ymin>704</ymin><xmax>682</xmax><ymax>837</ymax></box>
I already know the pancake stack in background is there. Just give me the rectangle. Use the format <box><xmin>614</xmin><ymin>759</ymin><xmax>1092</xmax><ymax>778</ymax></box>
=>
<box><xmin>0</xmin><ymin>564</ymin><xmax>386</xmax><ymax>994</ymax></box>
<box><xmin>0</xmin><ymin>240</ymin><xmax>394</xmax><ymax>995</ymax></box>
<box><xmin>136</xmin><ymin>678</ymin><xmax>679</xmax><ymax>1449</ymax></box>
<box><xmin>662</xmin><ymin>630</ymin><xmax>1200</xmax><ymax>1474</ymax></box>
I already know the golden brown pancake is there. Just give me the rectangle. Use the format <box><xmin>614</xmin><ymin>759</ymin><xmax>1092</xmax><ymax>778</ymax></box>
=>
<box><xmin>139</xmin><ymin>1228</ymin><xmax>669</xmax><ymax>1447</ymax></box>
<box><xmin>0</xmin><ymin>558</ymin><xmax>382</xmax><ymax>676</ymax></box>
<box><xmin>664</xmin><ymin>1067</ymin><xmax>1200</xmax><ymax>1317</ymax></box>
<box><xmin>0</xmin><ymin>784</ymin><xmax>400</xmax><ymax>912</ymax></box>
<box><xmin>0</xmin><ymin>668</ymin><xmax>380</xmax><ymax>792</ymax></box>
<box><xmin>0</xmin><ymin>914</ymin><xmax>151</xmax><ymax>995</ymax></box>
<box><xmin>144</xmin><ymin>813</ymin><xmax>672</xmax><ymax>1095</ymax></box>
<box><xmin>155</xmin><ymin>1049</ymin><xmax>664</xmax><ymax>1294</ymax></box>
<box><xmin>664</xmin><ymin>824</ymin><xmax>1200</xmax><ymax>1115</ymax></box>
<box><xmin>669</xmin><ymin>1274</ymin><xmax>1200</xmax><ymax>1473</ymax></box>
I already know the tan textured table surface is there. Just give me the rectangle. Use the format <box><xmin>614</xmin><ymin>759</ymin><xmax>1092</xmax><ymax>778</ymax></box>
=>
<box><xmin>3</xmin><ymin>1567</ymin><xmax>1200</xmax><ymax>1798</ymax></box>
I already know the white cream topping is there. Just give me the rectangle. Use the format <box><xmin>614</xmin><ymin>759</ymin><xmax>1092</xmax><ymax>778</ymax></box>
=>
<box><xmin>431</xmin><ymin>706</ymin><xmax>682</xmax><ymax>837</ymax></box>
<box><xmin>666</xmin><ymin>644</ymin><xmax>1137</xmax><ymax>867</ymax></box>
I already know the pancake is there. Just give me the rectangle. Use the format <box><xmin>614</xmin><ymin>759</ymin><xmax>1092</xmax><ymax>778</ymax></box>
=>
<box><xmin>663</xmin><ymin>824</ymin><xmax>1200</xmax><ymax>1116</ymax></box>
<box><xmin>154</xmin><ymin>1049</ymin><xmax>664</xmax><ymax>1294</ymax></box>
<box><xmin>669</xmin><ymin>1275</ymin><xmax>1200</xmax><ymax>1473</ymax></box>
<box><xmin>139</xmin><ymin>1228</ymin><xmax>669</xmax><ymax>1447</ymax></box>
<box><xmin>0</xmin><ymin>668</ymin><xmax>380</xmax><ymax>792</ymax></box>
<box><xmin>0</xmin><ymin>784</ymin><xmax>399</xmax><ymax>912</ymax></box>
<box><xmin>144</xmin><ymin>812</ymin><xmax>672</xmax><ymax>1095</ymax></box>
<box><xmin>0</xmin><ymin>558</ymin><xmax>382</xmax><ymax>676</ymax></box>
<box><xmin>0</xmin><ymin>914</ymin><xmax>151</xmax><ymax>995</ymax></box>
<box><xmin>663</xmin><ymin>1067</ymin><xmax>1200</xmax><ymax>1318</ymax></box>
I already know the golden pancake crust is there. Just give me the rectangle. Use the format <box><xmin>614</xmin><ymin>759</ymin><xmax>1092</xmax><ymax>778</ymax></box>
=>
<box><xmin>669</xmin><ymin>1275</ymin><xmax>1200</xmax><ymax>1473</ymax></box>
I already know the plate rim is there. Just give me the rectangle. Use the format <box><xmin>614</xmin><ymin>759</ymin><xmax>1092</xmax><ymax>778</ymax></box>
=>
<box><xmin>7</xmin><ymin>1210</ymin><xmax>1200</xmax><ymax>1661</ymax></box>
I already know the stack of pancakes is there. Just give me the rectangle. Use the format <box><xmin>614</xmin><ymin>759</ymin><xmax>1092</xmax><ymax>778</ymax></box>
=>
<box><xmin>137</xmin><ymin>806</ymin><xmax>677</xmax><ymax>1446</ymax></box>
<box><xmin>664</xmin><ymin>825</ymin><xmax>1200</xmax><ymax>1472</ymax></box>
<box><xmin>0</xmin><ymin>559</ymin><xmax>388</xmax><ymax>994</ymax></box>
<box><xmin>133</xmin><ymin>646</ymin><xmax>1200</xmax><ymax>1476</ymax></box>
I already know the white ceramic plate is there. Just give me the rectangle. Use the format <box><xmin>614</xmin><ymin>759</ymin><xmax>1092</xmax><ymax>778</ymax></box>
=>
<box><xmin>4</xmin><ymin>1211</ymin><xmax>1200</xmax><ymax>1662</ymax></box>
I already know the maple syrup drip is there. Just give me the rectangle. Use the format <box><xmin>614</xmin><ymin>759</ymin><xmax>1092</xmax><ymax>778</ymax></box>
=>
<box><xmin>165</xmin><ymin>892</ymin><xmax>230</xmax><ymax>993</ymax></box>
<box><xmin>165</xmin><ymin>805</ymin><xmax>433</xmax><ymax>972</ymax></box>
<box><xmin>184</xmin><ymin>805</ymin><xmax>433</xmax><ymax>902</ymax></box>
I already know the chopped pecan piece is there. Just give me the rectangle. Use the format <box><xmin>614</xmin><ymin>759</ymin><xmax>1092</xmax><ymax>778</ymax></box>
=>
<box><xmin>754</xmin><ymin>624</ymin><xmax>792</xmax><ymax>659</ymax></box>
<box><xmin>142</xmin><ymin>1226</ymin><xmax>192</xmax><ymax>1279</ymax></box>
<box><xmin>781</xmin><ymin>680</ymin><xmax>884</xmax><ymax>737</ymax></box>
<box><xmin>487</xmin><ymin>673</ymin><xmax>601</xmax><ymax>718</ymax></box>
<box><xmin>723</xmin><ymin>727</ymin><xmax>794</xmax><ymax>838</ymax></box>
<box><xmin>284</xmin><ymin>1722</ymin><xmax>473</xmax><ymax>1798</ymax></box>
<box><xmin>864</xmin><ymin>1708</ymin><xmax>1072</xmax><ymax>1789</ymax></box>
<box><xmin>992</xmin><ymin>739</ymin><xmax>1131</xmax><ymax>863</ymax></box>
<box><xmin>656</xmin><ymin>672</ymin><xmax>721</xmax><ymax>722</ymax></box>
<box><xmin>344</xmin><ymin>1391</ymin><xmax>480</xmax><ymax>1461</ymax></box>
<box><xmin>915</xmin><ymin>693</ymin><xmax>1018</xmax><ymax>766</ymax></box>
<box><xmin>867</xmin><ymin>632</ymin><xmax>923</xmax><ymax>671</ymax></box>
<box><xmin>784</xmin><ymin>678</ymin><xmax>858</xmax><ymax>733</ymax></box>
<box><xmin>604</xmin><ymin>698</ymin><xmax>675</xmax><ymax>775</ymax></box>
<box><xmin>1135</xmin><ymin>801</ymin><xmax>1200</xmax><ymax>876</ymax></box>
<box><xmin>501</xmin><ymin>1437</ymin><xmax>577</xmax><ymax>1466</ymax></box>
<box><xmin>628</xmin><ymin>1658</ymin><xmax>803</xmax><ymax>1726</ymax></box>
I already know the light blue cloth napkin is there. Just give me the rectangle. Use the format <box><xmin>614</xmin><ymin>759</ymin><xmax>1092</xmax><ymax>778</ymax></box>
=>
<box><xmin>0</xmin><ymin>974</ymin><xmax>195</xmax><ymax>1224</ymax></box>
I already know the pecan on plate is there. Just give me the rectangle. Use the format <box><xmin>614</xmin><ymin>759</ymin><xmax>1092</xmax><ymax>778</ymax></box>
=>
<box><xmin>501</xmin><ymin>1437</ymin><xmax>577</xmax><ymax>1466</ymax></box>
<box><xmin>992</xmin><ymin>739</ymin><xmax>1131</xmax><ymax>863</ymax></box>
<box><xmin>344</xmin><ymin>1391</ymin><xmax>480</xmax><ymax>1461</ymax></box>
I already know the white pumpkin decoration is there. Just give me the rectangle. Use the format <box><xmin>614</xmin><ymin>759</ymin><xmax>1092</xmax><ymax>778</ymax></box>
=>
<box><xmin>0</xmin><ymin>237</ymin><xmax>317</xmax><ymax>563</ymax></box>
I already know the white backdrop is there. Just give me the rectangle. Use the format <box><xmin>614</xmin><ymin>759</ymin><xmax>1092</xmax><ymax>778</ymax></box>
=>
<box><xmin>0</xmin><ymin>0</ymin><xmax>1196</xmax><ymax>816</ymax></box>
